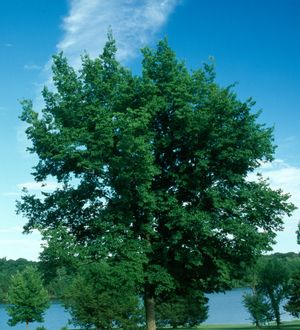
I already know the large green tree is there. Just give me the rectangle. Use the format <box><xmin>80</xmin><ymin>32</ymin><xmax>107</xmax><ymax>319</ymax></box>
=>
<box><xmin>17</xmin><ymin>34</ymin><xmax>295</xmax><ymax>330</ymax></box>
<box><xmin>6</xmin><ymin>266</ymin><xmax>49</xmax><ymax>330</ymax></box>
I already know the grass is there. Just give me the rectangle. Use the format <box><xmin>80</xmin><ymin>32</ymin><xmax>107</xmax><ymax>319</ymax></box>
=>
<box><xmin>156</xmin><ymin>321</ymin><xmax>300</xmax><ymax>330</ymax></box>
<box><xmin>73</xmin><ymin>321</ymin><xmax>300</xmax><ymax>330</ymax></box>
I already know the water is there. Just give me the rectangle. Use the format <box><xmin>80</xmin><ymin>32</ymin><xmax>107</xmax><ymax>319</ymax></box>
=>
<box><xmin>0</xmin><ymin>302</ymin><xmax>72</xmax><ymax>330</ymax></box>
<box><xmin>0</xmin><ymin>289</ymin><xmax>296</xmax><ymax>329</ymax></box>
<box><xmin>205</xmin><ymin>288</ymin><xmax>295</xmax><ymax>325</ymax></box>
<box><xmin>205</xmin><ymin>288</ymin><xmax>252</xmax><ymax>324</ymax></box>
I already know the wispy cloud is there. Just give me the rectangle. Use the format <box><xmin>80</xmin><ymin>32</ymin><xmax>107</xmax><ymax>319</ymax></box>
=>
<box><xmin>250</xmin><ymin>159</ymin><xmax>300</xmax><ymax>202</ymax></box>
<box><xmin>0</xmin><ymin>106</ymin><xmax>6</xmax><ymax>117</ymax></box>
<box><xmin>0</xmin><ymin>226</ymin><xmax>23</xmax><ymax>233</ymax></box>
<box><xmin>0</xmin><ymin>237</ymin><xmax>42</xmax><ymax>261</ymax></box>
<box><xmin>58</xmin><ymin>0</ymin><xmax>181</xmax><ymax>67</ymax></box>
<box><xmin>17</xmin><ymin>0</ymin><xmax>181</xmax><ymax>158</ymax></box>
<box><xmin>17</xmin><ymin>181</ymin><xmax>63</xmax><ymax>191</ymax></box>
<box><xmin>24</xmin><ymin>64</ymin><xmax>41</xmax><ymax>70</ymax></box>
<box><xmin>1</xmin><ymin>192</ymin><xmax>21</xmax><ymax>197</ymax></box>
<box><xmin>283</xmin><ymin>136</ymin><xmax>298</xmax><ymax>143</ymax></box>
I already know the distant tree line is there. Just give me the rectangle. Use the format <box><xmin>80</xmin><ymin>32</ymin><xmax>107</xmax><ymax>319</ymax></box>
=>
<box><xmin>0</xmin><ymin>258</ymin><xmax>36</xmax><ymax>302</ymax></box>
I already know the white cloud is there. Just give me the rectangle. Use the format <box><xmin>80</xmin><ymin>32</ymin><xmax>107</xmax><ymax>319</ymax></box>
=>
<box><xmin>17</xmin><ymin>181</ymin><xmax>63</xmax><ymax>191</ymax></box>
<box><xmin>254</xmin><ymin>159</ymin><xmax>300</xmax><ymax>203</ymax></box>
<box><xmin>57</xmin><ymin>0</ymin><xmax>181</xmax><ymax>68</ymax></box>
<box><xmin>249</xmin><ymin>159</ymin><xmax>300</xmax><ymax>252</ymax></box>
<box><xmin>24</xmin><ymin>64</ymin><xmax>41</xmax><ymax>70</ymax></box>
<box><xmin>17</xmin><ymin>0</ymin><xmax>181</xmax><ymax>158</ymax></box>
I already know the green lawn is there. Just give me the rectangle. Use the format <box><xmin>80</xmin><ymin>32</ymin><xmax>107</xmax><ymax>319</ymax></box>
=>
<box><xmin>156</xmin><ymin>321</ymin><xmax>300</xmax><ymax>330</ymax></box>
<box><xmin>74</xmin><ymin>321</ymin><xmax>300</xmax><ymax>330</ymax></box>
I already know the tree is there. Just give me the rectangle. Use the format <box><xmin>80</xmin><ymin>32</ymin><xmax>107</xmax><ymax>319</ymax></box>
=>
<box><xmin>243</xmin><ymin>292</ymin><xmax>272</xmax><ymax>328</ymax></box>
<box><xmin>284</xmin><ymin>225</ymin><xmax>300</xmax><ymax>318</ymax></box>
<box><xmin>6</xmin><ymin>266</ymin><xmax>49</xmax><ymax>330</ymax></box>
<box><xmin>156</xmin><ymin>292</ymin><xmax>208</xmax><ymax>328</ymax></box>
<box><xmin>285</xmin><ymin>270</ymin><xmax>300</xmax><ymax>318</ymax></box>
<box><xmin>0</xmin><ymin>258</ymin><xmax>36</xmax><ymax>303</ymax></box>
<box><xmin>64</xmin><ymin>261</ymin><xmax>143</xmax><ymax>330</ymax></box>
<box><xmin>256</xmin><ymin>259</ymin><xmax>290</xmax><ymax>327</ymax></box>
<box><xmin>17</xmin><ymin>33</ymin><xmax>295</xmax><ymax>330</ymax></box>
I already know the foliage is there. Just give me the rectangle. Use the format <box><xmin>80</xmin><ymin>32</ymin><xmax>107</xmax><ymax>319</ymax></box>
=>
<box><xmin>243</xmin><ymin>291</ymin><xmax>272</xmax><ymax>327</ymax></box>
<box><xmin>17</xmin><ymin>33</ymin><xmax>296</xmax><ymax>329</ymax></box>
<box><xmin>156</xmin><ymin>292</ymin><xmax>208</xmax><ymax>328</ymax></box>
<box><xmin>285</xmin><ymin>270</ymin><xmax>300</xmax><ymax>318</ymax></box>
<box><xmin>231</xmin><ymin>253</ymin><xmax>300</xmax><ymax>289</ymax></box>
<box><xmin>38</xmin><ymin>226</ymin><xmax>83</xmax><ymax>299</ymax></box>
<box><xmin>6</xmin><ymin>266</ymin><xmax>49</xmax><ymax>329</ymax></box>
<box><xmin>256</xmin><ymin>259</ymin><xmax>290</xmax><ymax>327</ymax></box>
<box><xmin>0</xmin><ymin>258</ymin><xmax>36</xmax><ymax>303</ymax></box>
<box><xmin>64</xmin><ymin>261</ymin><xmax>144</xmax><ymax>330</ymax></box>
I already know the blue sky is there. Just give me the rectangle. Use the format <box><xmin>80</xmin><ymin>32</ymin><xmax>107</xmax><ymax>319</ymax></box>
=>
<box><xmin>0</xmin><ymin>0</ymin><xmax>299</xmax><ymax>260</ymax></box>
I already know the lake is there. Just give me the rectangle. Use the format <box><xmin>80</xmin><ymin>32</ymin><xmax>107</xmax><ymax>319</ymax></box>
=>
<box><xmin>0</xmin><ymin>288</ymin><xmax>295</xmax><ymax>329</ymax></box>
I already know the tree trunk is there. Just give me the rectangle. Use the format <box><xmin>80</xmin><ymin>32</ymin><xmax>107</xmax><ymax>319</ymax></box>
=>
<box><xmin>26</xmin><ymin>321</ymin><xmax>29</xmax><ymax>330</ymax></box>
<box><xmin>270</xmin><ymin>295</ymin><xmax>280</xmax><ymax>328</ymax></box>
<box><xmin>275</xmin><ymin>309</ymin><xmax>281</xmax><ymax>328</ymax></box>
<box><xmin>145</xmin><ymin>290</ymin><xmax>156</xmax><ymax>330</ymax></box>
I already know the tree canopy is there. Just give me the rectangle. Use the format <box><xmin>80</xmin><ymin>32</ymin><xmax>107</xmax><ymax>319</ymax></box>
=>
<box><xmin>17</xmin><ymin>33</ymin><xmax>295</xmax><ymax>330</ymax></box>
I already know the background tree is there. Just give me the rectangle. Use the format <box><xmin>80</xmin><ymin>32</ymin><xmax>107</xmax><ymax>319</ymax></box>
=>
<box><xmin>156</xmin><ymin>291</ymin><xmax>208</xmax><ymax>328</ymax></box>
<box><xmin>256</xmin><ymin>259</ymin><xmax>290</xmax><ymax>327</ymax></box>
<box><xmin>285</xmin><ymin>269</ymin><xmax>300</xmax><ymax>318</ymax></box>
<box><xmin>17</xmin><ymin>34</ymin><xmax>295</xmax><ymax>330</ymax></box>
<box><xmin>64</xmin><ymin>261</ymin><xmax>144</xmax><ymax>330</ymax></box>
<box><xmin>243</xmin><ymin>292</ymin><xmax>272</xmax><ymax>328</ymax></box>
<box><xmin>6</xmin><ymin>266</ymin><xmax>49</xmax><ymax>330</ymax></box>
<box><xmin>284</xmin><ymin>225</ymin><xmax>300</xmax><ymax>318</ymax></box>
